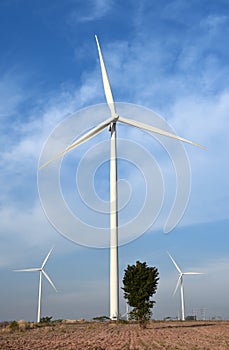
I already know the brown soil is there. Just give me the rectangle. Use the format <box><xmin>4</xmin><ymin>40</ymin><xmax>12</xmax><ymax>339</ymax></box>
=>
<box><xmin>0</xmin><ymin>320</ymin><xmax>229</xmax><ymax>350</ymax></box>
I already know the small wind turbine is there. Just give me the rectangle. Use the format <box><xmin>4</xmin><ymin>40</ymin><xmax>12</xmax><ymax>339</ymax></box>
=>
<box><xmin>14</xmin><ymin>247</ymin><xmax>57</xmax><ymax>323</ymax></box>
<box><xmin>125</xmin><ymin>302</ymin><xmax>130</xmax><ymax>321</ymax></box>
<box><xmin>40</xmin><ymin>36</ymin><xmax>206</xmax><ymax>320</ymax></box>
<box><xmin>120</xmin><ymin>301</ymin><xmax>130</xmax><ymax>320</ymax></box>
<box><xmin>168</xmin><ymin>252</ymin><xmax>204</xmax><ymax>321</ymax></box>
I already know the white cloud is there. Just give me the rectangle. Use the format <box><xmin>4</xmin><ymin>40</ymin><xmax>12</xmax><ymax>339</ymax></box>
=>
<box><xmin>0</xmin><ymin>70</ymin><xmax>29</xmax><ymax>119</ymax></box>
<box><xmin>0</xmin><ymin>5</ymin><xmax>228</xmax><ymax>248</ymax></box>
<box><xmin>200</xmin><ymin>14</ymin><xmax>228</xmax><ymax>31</ymax></box>
<box><xmin>0</xmin><ymin>202</ymin><xmax>44</xmax><ymax>238</ymax></box>
<box><xmin>69</xmin><ymin>0</ymin><xmax>113</xmax><ymax>23</ymax></box>
<box><xmin>1</xmin><ymin>29</ymin><xmax>229</xmax><ymax>254</ymax></box>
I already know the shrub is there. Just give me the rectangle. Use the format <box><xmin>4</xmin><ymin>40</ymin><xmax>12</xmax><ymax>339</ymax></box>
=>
<box><xmin>40</xmin><ymin>316</ymin><xmax>53</xmax><ymax>323</ymax></box>
<box><xmin>9</xmin><ymin>321</ymin><xmax>19</xmax><ymax>331</ymax></box>
<box><xmin>93</xmin><ymin>316</ymin><xmax>110</xmax><ymax>322</ymax></box>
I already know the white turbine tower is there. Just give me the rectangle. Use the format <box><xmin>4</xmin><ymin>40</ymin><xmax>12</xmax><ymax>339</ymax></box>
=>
<box><xmin>40</xmin><ymin>36</ymin><xmax>205</xmax><ymax>320</ymax></box>
<box><xmin>14</xmin><ymin>248</ymin><xmax>57</xmax><ymax>323</ymax></box>
<box><xmin>168</xmin><ymin>252</ymin><xmax>204</xmax><ymax>321</ymax></box>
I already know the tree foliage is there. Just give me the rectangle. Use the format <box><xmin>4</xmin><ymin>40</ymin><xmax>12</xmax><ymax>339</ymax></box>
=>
<box><xmin>9</xmin><ymin>320</ymin><xmax>19</xmax><ymax>331</ymax></box>
<box><xmin>122</xmin><ymin>261</ymin><xmax>159</xmax><ymax>328</ymax></box>
<box><xmin>40</xmin><ymin>316</ymin><xmax>53</xmax><ymax>323</ymax></box>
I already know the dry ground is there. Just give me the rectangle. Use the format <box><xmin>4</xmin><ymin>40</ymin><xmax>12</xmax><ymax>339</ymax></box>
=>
<box><xmin>0</xmin><ymin>320</ymin><xmax>229</xmax><ymax>350</ymax></box>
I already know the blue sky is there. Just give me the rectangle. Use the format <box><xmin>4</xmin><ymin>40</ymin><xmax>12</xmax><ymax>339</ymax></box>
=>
<box><xmin>0</xmin><ymin>0</ymin><xmax>229</xmax><ymax>321</ymax></box>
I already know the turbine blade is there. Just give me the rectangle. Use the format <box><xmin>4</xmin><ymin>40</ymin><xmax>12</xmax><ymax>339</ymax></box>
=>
<box><xmin>119</xmin><ymin>116</ymin><xmax>207</xmax><ymax>150</ymax></box>
<box><xmin>173</xmin><ymin>275</ymin><xmax>182</xmax><ymax>296</ymax></box>
<box><xmin>40</xmin><ymin>117</ymin><xmax>113</xmax><ymax>169</ymax></box>
<box><xmin>167</xmin><ymin>252</ymin><xmax>182</xmax><ymax>274</ymax></box>
<box><xmin>41</xmin><ymin>247</ymin><xmax>54</xmax><ymax>269</ymax></box>
<box><xmin>42</xmin><ymin>270</ymin><xmax>57</xmax><ymax>292</ymax></box>
<box><xmin>13</xmin><ymin>268</ymin><xmax>40</xmax><ymax>272</ymax></box>
<box><xmin>95</xmin><ymin>35</ymin><xmax>116</xmax><ymax>117</ymax></box>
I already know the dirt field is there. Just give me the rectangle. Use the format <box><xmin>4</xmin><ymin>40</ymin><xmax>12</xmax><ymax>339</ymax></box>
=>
<box><xmin>0</xmin><ymin>320</ymin><xmax>229</xmax><ymax>350</ymax></box>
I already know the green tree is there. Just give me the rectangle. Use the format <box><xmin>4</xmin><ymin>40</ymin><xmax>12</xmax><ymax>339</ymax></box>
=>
<box><xmin>122</xmin><ymin>261</ymin><xmax>159</xmax><ymax>328</ymax></box>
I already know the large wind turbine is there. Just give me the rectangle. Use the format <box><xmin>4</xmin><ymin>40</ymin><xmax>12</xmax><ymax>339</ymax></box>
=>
<box><xmin>40</xmin><ymin>36</ymin><xmax>205</xmax><ymax>320</ymax></box>
<box><xmin>168</xmin><ymin>252</ymin><xmax>204</xmax><ymax>321</ymax></box>
<box><xmin>14</xmin><ymin>248</ymin><xmax>57</xmax><ymax>323</ymax></box>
